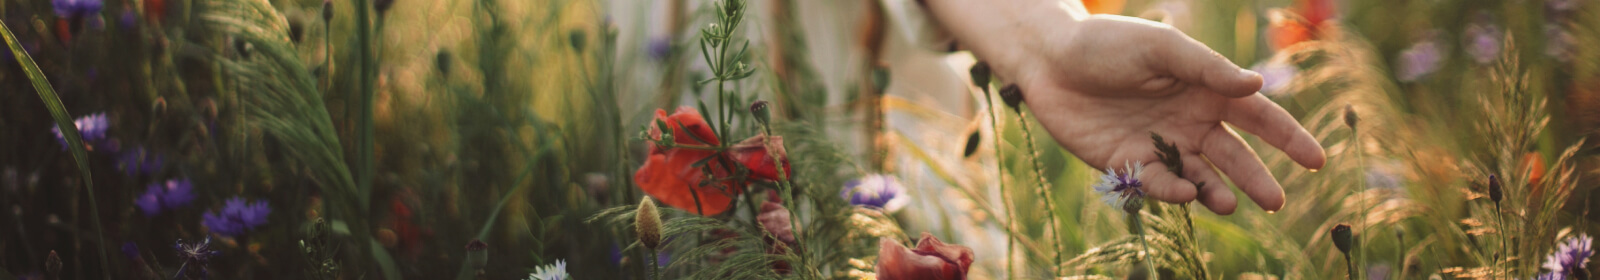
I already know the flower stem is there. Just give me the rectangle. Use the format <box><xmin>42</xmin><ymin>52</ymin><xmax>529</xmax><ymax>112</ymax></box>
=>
<box><xmin>1131</xmin><ymin>213</ymin><xmax>1157</xmax><ymax>279</ymax></box>
<box><xmin>1017</xmin><ymin>110</ymin><xmax>1064</xmax><ymax>275</ymax></box>
<box><xmin>983</xmin><ymin>81</ymin><xmax>1017</xmax><ymax>279</ymax></box>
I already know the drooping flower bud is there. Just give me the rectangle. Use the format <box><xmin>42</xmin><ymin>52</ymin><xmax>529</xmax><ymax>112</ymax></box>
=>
<box><xmin>1487</xmin><ymin>174</ymin><xmax>1503</xmax><ymax>204</ymax></box>
<box><xmin>750</xmin><ymin>100</ymin><xmax>771</xmax><ymax>127</ymax></box>
<box><xmin>1343</xmin><ymin>104</ymin><xmax>1359</xmax><ymax>129</ymax></box>
<box><xmin>1331</xmin><ymin>223</ymin><xmax>1354</xmax><ymax>254</ymax></box>
<box><xmin>636</xmin><ymin>197</ymin><xmax>663</xmax><ymax>250</ymax></box>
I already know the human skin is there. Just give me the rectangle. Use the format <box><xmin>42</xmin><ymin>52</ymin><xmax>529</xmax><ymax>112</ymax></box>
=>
<box><xmin>921</xmin><ymin>0</ymin><xmax>1327</xmax><ymax>214</ymax></box>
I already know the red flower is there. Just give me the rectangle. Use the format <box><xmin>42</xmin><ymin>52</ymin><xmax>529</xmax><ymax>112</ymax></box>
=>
<box><xmin>635</xmin><ymin>107</ymin><xmax>741</xmax><ymax>216</ymax></box>
<box><xmin>1268</xmin><ymin>0</ymin><xmax>1337</xmax><ymax>51</ymax></box>
<box><xmin>730</xmin><ymin>135</ymin><xmax>792</xmax><ymax>181</ymax></box>
<box><xmin>876</xmin><ymin>232</ymin><xmax>974</xmax><ymax>280</ymax></box>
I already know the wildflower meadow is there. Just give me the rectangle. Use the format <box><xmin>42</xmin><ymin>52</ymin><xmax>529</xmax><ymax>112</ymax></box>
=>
<box><xmin>1</xmin><ymin>0</ymin><xmax>1598</xmax><ymax>279</ymax></box>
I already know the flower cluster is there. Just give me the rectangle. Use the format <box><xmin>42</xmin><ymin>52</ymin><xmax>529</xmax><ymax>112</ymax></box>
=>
<box><xmin>1539</xmin><ymin>234</ymin><xmax>1593</xmax><ymax>280</ymax></box>
<box><xmin>634</xmin><ymin>107</ymin><xmax>790</xmax><ymax>216</ymax></box>
<box><xmin>135</xmin><ymin>178</ymin><xmax>195</xmax><ymax>217</ymax></box>
<box><xmin>1092</xmin><ymin>161</ymin><xmax>1147</xmax><ymax>212</ymax></box>
<box><xmin>51</xmin><ymin>0</ymin><xmax>103</xmax><ymax>18</ymax></box>
<box><xmin>201</xmin><ymin>197</ymin><xmax>271</xmax><ymax>237</ymax></box>
<box><xmin>840</xmin><ymin>174</ymin><xmax>908</xmax><ymax>212</ymax></box>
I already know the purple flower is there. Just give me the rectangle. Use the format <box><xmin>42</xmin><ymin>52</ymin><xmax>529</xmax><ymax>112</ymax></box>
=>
<box><xmin>1540</xmin><ymin>234</ymin><xmax>1593</xmax><ymax>280</ymax></box>
<box><xmin>1547</xmin><ymin>0</ymin><xmax>1583</xmax><ymax>14</ymax></box>
<box><xmin>1545</xmin><ymin>23</ymin><xmax>1576</xmax><ymax>63</ymax></box>
<box><xmin>1251</xmin><ymin>59</ymin><xmax>1297</xmax><ymax>96</ymax></box>
<box><xmin>118</xmin><ymin>10</ymin><xmax>137</xmax><ymax>31</ymax></box>
<box><xmin>51</xmin><ymin>0</ymin><xmax>103</xmax><ymax>18</ymax></box>
<box><xmin>840</xmin><ymin>174</ymin><xmax>908</xmax><ymax>212</ymax></box>
<box><xmin>1092</xmin><ymin>161</ymin><xmax>1146</xmax><ymax>210</ymax></box>
<box><xmin>49</xmin><ymin>112</ymin><xmax>110</xmax><ymax>150</ymax></box>
<box><xmin>1396</xmin><ymin>34</ymin><xmax>1446</xmax><ymax>82</ymax></box>
<box><xmin>646</xmin><ymin>36</ymin><xmax>671</xmax><ymax>61</ymax></box>
<box><xmin>121</xmin><ymin>242</ymin><xmax>141</xmax><ymax>260</ymax></box>
<box><xmin>135</xmin><ymin>178</ymin><xmax>195</xmax><ymax>217</ymax></box>
<box><xmin>1463</xmin><ymin>14</ymin><xmax>1502</xmax><ymax>65</ymax></box>
<box><xmin>117</xmin><ymin>146</ymin><xmax>165</xmax><ymax>175</ymax></box>
<box><xmin>201</xmin><ymin>197</ymin><xmax>271</xmax><ymax>237</ymax></box>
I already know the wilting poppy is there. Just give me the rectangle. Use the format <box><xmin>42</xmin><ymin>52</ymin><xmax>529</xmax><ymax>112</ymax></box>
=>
<box><xmin>876</xmin><ymin>232</ymin><xmax>974</xmax><ymax>280</ymax></box>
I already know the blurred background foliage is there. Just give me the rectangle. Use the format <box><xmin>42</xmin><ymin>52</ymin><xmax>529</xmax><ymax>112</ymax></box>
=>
<box><xmin>0</xmin><ymin>0</ymin><xmax>1597</xmax><ymax>278</ymax></box>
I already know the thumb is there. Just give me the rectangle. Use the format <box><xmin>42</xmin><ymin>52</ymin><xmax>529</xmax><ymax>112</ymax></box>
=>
<box><xmin>1157</xmin><ymin>30</ymin><xmax>1263</xmax><ymax>97</ymax></box>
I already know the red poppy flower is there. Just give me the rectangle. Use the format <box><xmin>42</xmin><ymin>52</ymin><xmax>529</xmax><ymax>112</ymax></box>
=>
<box><xmin>1082</xmin><ymin>0</ymin><xmax>1124</xmax><ymax>15</ymax></box>
<box><xmin>635</xmin><ymin>107</ymin><xmax>741</xmax><ymax>216</ymax></box>
<box><xmin>730</xmin><ymin>135</ymin><xmax>792</xmax><ymax>181</ymax></box>
<box><xmin>876</xmin><ymin>232</ymin><xmax>974</xmax><ymax>280</ymax></box>
<box><xmin>1268</xmin><ymin>0</ymin><xmax>1336</xmax><ymax>51</ymax></box>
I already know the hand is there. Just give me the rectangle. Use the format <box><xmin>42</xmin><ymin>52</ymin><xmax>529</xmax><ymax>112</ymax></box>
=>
<box><xmin>1000</xmin><ymin>14</ymin><xmax>1325</xmax><ymax>214</ymax></box>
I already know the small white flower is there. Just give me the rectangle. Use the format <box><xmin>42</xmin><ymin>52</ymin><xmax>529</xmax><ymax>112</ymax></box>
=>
<box><xmin>1092</xmin><ymin>161</ymin><xmax>1146</xmax><ymax>210</ymax></box>
<box><xmin>528</xmin><ymin>259</ymin><xmax>569</xmax><ymax>280</ymax></box>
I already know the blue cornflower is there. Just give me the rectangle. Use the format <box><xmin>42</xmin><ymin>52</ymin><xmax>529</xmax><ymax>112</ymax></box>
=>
<box><xmin>136</xmin><ymin>178</ymin><xmax>195</xmax><ymax>217</ymax></box>
<box><xmin>1545</xmin><ymin>23</ymin><xmax>1576</xmax><ymax>63</ymax></box>
<box><xmin>1539</xmin><ymin>234</ymin><xmax>1593</xmax><ymax>280</ymax></box>
<box><xmin>50</xmin><ymin>112</ymin><xmax>110</xmax><ymax>150</ymax></box>
<box><xmin>1396</xmin><ymin>33</ymin><xmax>1446</xmax><ymax>82</ymax></box>
<box><xmin>840</xmin><ymin>174</ymin><xmax>908</xmax><ymax>212</ymax></box>
<box><xmin>117</xmin><ymin>146</ymin><xmax>165</xmax><ymax>175</ymax></box>
<box><xmin>527</xmin><ymin>259</ymin><xmax>570</xmax><ymax>280</ymax></box>
<box><xmin>1092</xmin><ymin>161</ymin><xmax>1146</xmax><ymax>211</ymax></box>
<box><xmin>646</xmin><ymin>36</ymin><xmax>671</xmax><ymax>61</ymax></box>
<box><xmin>51</xmin><ymin>0</ymin><xmax>103</xmax><ymax>18</ymax></box>
<box><xmin>201</xmin><ymin>197</ymin><xmax>271</xmax><ymax>237</ymax></box>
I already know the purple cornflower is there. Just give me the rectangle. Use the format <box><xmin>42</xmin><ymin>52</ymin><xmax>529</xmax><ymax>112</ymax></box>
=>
<box><xmin>646</xmin><ymin>36</ymin><xmax>672</xmax><ymax>61</ymax></box>
<box><xmin>1545</xmin><ymin>23</ymin><xmax>1576</xmax><ymax>63</ymax></box>
<box><xmin>120</xmin><ymin>242</ymin><xmax>140</xmax><ymax>260</ymax></box>
<box><xmin>201</xmin><ymin>196</ymin><xmax>271</xmax><ymax>237</ymax></box>
<box><xmin>1396</xmin><ymin>33</ymin><xmax>1446</xmax><ymax>82</ymax></box>
<box><xmin>173</xmin><ymin>237</ymin><xmax>221</xmax><ymax>279</ymax></box>
<box><xmin>1462</xmin><ymin>13</ymin><xmax>1502</xmax><ymax>65</ymax></box>
<box><xmin>1251</xmin><ymin>59</ymin><xmax>1297</xmax><ymax>97</ymax></box>
<box><xmin>136</xmin><ymin>178</ymin><xmax>195</xmax><ymax>217</ymax></box>
<box><xmin>1539</xmin><ymin>234</ymin><xmax>1593</xmax><ymax>280</ymax></box>
<box><xmin>50</xmin><ymin>112</ymin><xmax>110</xmax><ymax>150</ymax></box>
<box><xmin>1092</xmin><ymin>161</ymin><xmax>1146</xmax><ymax>210</ymax></box>
<box><xmin>118</xmin><ymin>10</ymin><xmax>137</xmax><ymax>31</ymax></box>
<box><xmin>51</xmin><ymin>0</ymin><xmax>103</xmax><ymax>18</ymax></box>
<box><xmin>840</xmin><ymin>174</ymin><xmax>908</xmax><ymax>212</ymax></box>
<box><xmin>117</xmin><ymin>146</ymin><xmax>165</xmax><ymax>175</ymax></box>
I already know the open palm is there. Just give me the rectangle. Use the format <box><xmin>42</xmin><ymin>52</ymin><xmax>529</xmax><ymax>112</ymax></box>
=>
<box><xmin>1006</xmin><ymin>15</ymin><xmax>1326</xmax><ymax>214</ymax></box>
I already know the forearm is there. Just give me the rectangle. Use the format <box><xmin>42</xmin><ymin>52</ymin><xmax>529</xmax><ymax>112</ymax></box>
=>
<box><xmin>921</xmin><ymin>0</ymin><xmax>1086</xmax><ymax>81</ymax></box>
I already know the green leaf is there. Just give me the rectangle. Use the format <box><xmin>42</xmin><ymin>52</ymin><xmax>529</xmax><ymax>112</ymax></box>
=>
<box><xmin>2</xmin><ymin>20</ymin><xmax>111</xmax><ymax>280</ymax></box>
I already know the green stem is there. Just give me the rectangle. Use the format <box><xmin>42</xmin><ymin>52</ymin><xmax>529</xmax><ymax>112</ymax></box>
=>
<box><xmin>1017</xmin><ymin>110</ymin><xmax>1064</xmax><ymax>276</ymax></box>
<box><xmin>1351</xmin><ymin>126</ymin><xmax>1367</xmax><ymax>280</ymax></box>
<box><xmin>982</xmin><ymin>83</ymin><xmax>1017</xmax><ymax>278</ymax></box>
<box><xmin>1133</xmin><ymin>214</ymin><xmax>1156</xmax><ymax>279</ymax></box>
<box><xmin>1345</xmin><ymin>253</ymin><xmax>1356</xmax><ymax>280</ymax></box>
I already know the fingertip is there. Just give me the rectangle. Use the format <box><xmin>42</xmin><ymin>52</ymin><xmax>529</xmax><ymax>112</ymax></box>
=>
<box><xmin>1202</xmin><ymin>189</ymin><xmax>1237</xmax><ymax>215</ymax></box>
<box><xmin>1251</xmin><ymin>181</ymin><xmax>1286</xmax><ymax>213</ymax></box>
<box><xmin>1288</xmin><ymin>127</ymin><xmax>1328</xmax><ymax>170</ymax></box>
<box><xmin>1140</xmin><ymin>162</ymin><xmax>1198</xmax><ymax>203</ymax></box>
<box><xmin>1214</xmin><ymin>68</ymin><xmax>1264</xmax><ymax>98</ymax></box>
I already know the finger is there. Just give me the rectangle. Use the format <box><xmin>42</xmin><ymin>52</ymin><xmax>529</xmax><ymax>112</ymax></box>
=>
<box><xmin>1137</xmin><ymin>161</ymin><xmax>1198</xmax><ymax>204</ymax></box>
<box><xmin>1184</xmin><ymin>155</ymin><xmax>1237</xmax><ymax>215</ymax></box>
<box><xmin>1155</xmin><ymin>27</ymin><xmax>1263</xmax><ymax>97</ymax></box>
<box><xmin>1201</xmin><ymin>126</ymin><xmax>1285</xmax><ymax>212</ymax></box>
<box><xmin>1222</xmin><ymin>94</ymin><xmax>1327</xmax><ymax>170</ymax></box>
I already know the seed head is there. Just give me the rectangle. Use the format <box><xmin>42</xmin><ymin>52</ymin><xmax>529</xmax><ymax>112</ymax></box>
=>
<box><xmin>999</xmin><ymin>84</ymin><xmax>1024</xmax><ymax>112</ymax></box>
<box><xmin>750</xmin><ymin>100</ymin><xmax>771</xmax><ymax>127</ymax></box>
<box><xmin>1343</xmin><ymin>104</ymin><xmax>1359</xmax><ymax>129</ymax></box>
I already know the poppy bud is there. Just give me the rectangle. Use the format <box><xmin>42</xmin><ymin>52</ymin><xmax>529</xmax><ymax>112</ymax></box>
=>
<box><xmin>568</xmin><ymin>29</ymin><xmax>586</xmax><ymax>53</ymax></box>
<box><xmin>969</xmin><ymin>61</ymin><xmax>991</xmax><ymax>93</ymax></box>
<box><xmin>321</xmin><ymin>0</ymin><xmax>333</xmax><ymax>21</ymax></box>
<box><xmin>45</xmin><ymin>250</ymin><xmax>62</xmax><ymax>276</ymax></box>
<box><xmin>374</xmin><ymin>0</ymin><xmax>394</xmax><ymax>14</ymax></box>
<box><xmin>1331</xmin><ymin>223</ymin><xmax>1354</xmax><ymax>254</ymax></box>
<box><xmin>1343</xmin><ymin>104</ymin><xmax>1359</xmax><ymax>129</ymax></box>
<box><xmin>750</xmin><ymin>100</ymin><xmax>770</xmax><ymax>127</ymax></box>
<box><xmin>636</xmin><ymin>197</ymin><xmax>663</xmax><ymax>250</ymax></box>
<box><xmin>464</xmin><ymin>239</ymin><xmax>488</xmax><ymax>274</ymax></box>
<box><xmin>1487</xmin><ymin>174</ymin><xmax>1502</xmax><ymax>204</ymax></box>
<box><xmin>999</xmin><ymin>84</ymin><xmax>1024</xmax><ymax>112</ymax></box>
<box><xmin>435</xmin><ymin>50</ymin><xmax>452</xmax><ymax>76</ymax></box>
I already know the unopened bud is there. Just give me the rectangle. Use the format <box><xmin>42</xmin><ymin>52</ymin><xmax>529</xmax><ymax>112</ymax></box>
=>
<box><xmin>999</xmin><ymin>84</ymin><xmax>1024</xmax><ymax>112</ymax></box>
<box><xmin>321</xmin><ymin>0</ymin><xmax>333</xmax><ymax>21</ymax></box>
<box><xmin>1121</xmin><ymin>196</ymin><xmax>1144</xmax><ymax>214</ymax></box>
<box><xmin>636</xmin><ymin>197</ymin><xmax>663</xmax><ymax>250</ymax></box>
<box><xmin>750</xmin><ymin>100</ymin><xmax>771</xmax><ymax>127</ymax></box>
<box><xmin>1488</xmin><ymin>174</ymin><xmax>1503</xmax><ymax>204</ymax></box>
<box><xmin>1343</xmin><ymin>104</ymin><xmax>1359</xmax><ymax>129</ymax></box>
<box><xmin>969</xmin><ymin>62</ymin><xmax>991</xmax><ymax>93</ymax></box>
<box><xmin>1331</xmin><ymin>223</ymin><xmax>1354</xmax><ymax>254</ymax></box>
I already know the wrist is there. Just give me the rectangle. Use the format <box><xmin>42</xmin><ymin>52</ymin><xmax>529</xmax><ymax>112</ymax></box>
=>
<box><xmin>922</xmin><ymin>0</ymin><xmax>1084</xmax><ymax>82</ymax></box>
